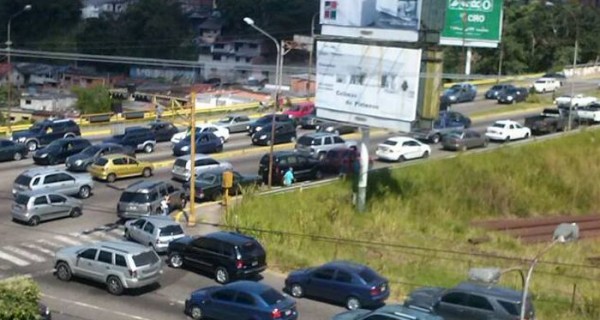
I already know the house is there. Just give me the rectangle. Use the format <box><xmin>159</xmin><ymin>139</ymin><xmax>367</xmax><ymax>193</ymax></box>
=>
<box><xmin>209</xmin><ymin>39</ymin><xmax>264</xmax><ymax>64</ymax></box>
<box><xmin>197</xmin><ymin>17</ymin><xmax>223</xmax><ymax>46</ymax></box>
<box><xmin>14</xmin><ymin>63</ymin><xmax>60</xmax><ymax>87</ymax></box>
<box><xmin>0</xmin><ymin>63</ymin><xmax>25</xmax><ymax>87</ymax></box>
<box><xmin>129</xmin><ymin>66</ymin><xmax>201</xmax><ymax>83</ymax></box>
<box><xmin>61</xmin><ymin>67</ymin><xmax>124</xmax><ymax>88</ymax></box>
<box><xmin>81</xmin><ymin>0</ymin><xmax>134</xmax><ymax>19</ymax></box>
<box><xmin>20</xmin><ymin>90</ymin><xmax>77</xmax><ymax>112</ymax></box>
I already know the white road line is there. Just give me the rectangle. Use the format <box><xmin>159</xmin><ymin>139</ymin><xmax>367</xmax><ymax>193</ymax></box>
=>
<box><xmin>3</xmin><ymin>246</ymin><xmax>46</xmax><ymax>262</ymax></box>
<box><xmin>53</xmin><ymin>235</ymin><xmax>82</xmax><ymax>246</ymax></box>
<box><xmin>0</xmin><ymin>249</ymin><xmax>30</xmax><ymax>266</ymax></box>
<box><xmin>21</xmin><ymin>243</ymin><xmax>55</xmax><ymax>257</ymax></box>
<box><xmin>41</xmin><ymin>293</ymin><xmax>156</xmax><ymax>320</ymax></box>
<box><xmin>36</xmin><ymin>239</ymin><xmax>64</xmax><ymax>248</ymax></box>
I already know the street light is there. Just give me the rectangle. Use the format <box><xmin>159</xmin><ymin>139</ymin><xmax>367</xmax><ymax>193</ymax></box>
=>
<box><xmin>244</xmin><ymin>17</ymin><xmax>281</xmax><ymax>188</ymax></box>
<box><xmin>5</xmin><ymin>4</ymin><xmax>32</xmax><ymax>133</ymax></box>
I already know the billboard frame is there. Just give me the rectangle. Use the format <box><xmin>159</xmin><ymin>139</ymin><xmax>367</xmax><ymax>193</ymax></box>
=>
<box><xmin>439</xmin><ymin>0</ymin><xmax>503</xmax><ymax>48</ymax></box>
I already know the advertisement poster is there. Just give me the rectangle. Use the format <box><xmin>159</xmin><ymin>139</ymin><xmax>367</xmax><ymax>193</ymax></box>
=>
<box><xmin>319</xmin><ymin>0</ymin><xmax>423</xmax><ymax>42</ymax></box>
<box><xmin>440</xmin><ymin>0</ymin><xmax>503</xmax><ymax>48</ymax></box>
<box><xmin>315</xmin><ymin>41</ymin><xmax>421</xmax><ymax>131</ymax></box>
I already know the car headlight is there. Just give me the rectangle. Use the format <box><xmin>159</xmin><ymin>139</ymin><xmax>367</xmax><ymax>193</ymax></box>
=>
<box><xmin>326</xmin><ymin>127</ymin><xmax>334</xmax><ymax>132</ymax></box>
<box><xmin>75</xmin><ymin>159</ymin><xmax>83</xmax><ymax>166</ymax></box>
<box><xmin>255</xmin><ymin>126</ymin><xmax>263</xmax><ymax>131</ymax></box>
<box><xmin>508</xmin><ymin>96</ymin><xmax>513</xmax><ymax>100</ymax></box>
<box><xmin>181</xmin><ymin>146</ymin><xmax>190</xmax><ymax>152</ymax></box>
<box><xmin>18</xmin><ymin>137</ymin><xmax>26</xmax><ymax>142</ymax></box>
<box><xmin>39</xmin><ymin>153</ymin><xmax>48</xmax><ymax>158</ymax></box>
<box><xmin>246</xmin><ymin>125</ymin><xmax>250</xmax><ymax>130</ymax></box>
<box><xmin>259</xmin><ymin>135</ymin><xmax>267</xmax><ymax>139</ymax></box>
<box><xmin>449</xmin><ymin>96</ymin><xmax>457</xmax><ymax>100</ymax></box>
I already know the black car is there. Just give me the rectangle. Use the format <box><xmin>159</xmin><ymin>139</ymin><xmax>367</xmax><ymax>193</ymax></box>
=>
<box><xmin>11</xmin><ymin>119</ymin><xmax>81</xmax><ymax>152</ymax></box>
<box><xmin>497</xmin><ymin>87</ymin><xmax>528</xmax><ymax>104</ymax></box>
<box><xmin>183</xmin><ymin>169</ymin><xmax>262</xmax><ymax>201</ymax></box>
<box><xmin>316</xmin><ymin>122</ymin><xmax>357</xmax><ymax>135</ymax></box>
<box><xmin>298</xmin><ymin>114</ymin><xmax>325</xmax><ymax>129</ymax></box>
<box><xmin>258</xmin><ymin>151</ymin><xmax>323</xmax><ymax>185</ymax></box>
<box><xmin>65</xmin><ymin>143</ymin><xmax>135</xmax><ymax>172</ymax></box>
<box><xmin>251</xmin><ymin>122</ymin><xmax>297</xmax><ymax>146</ymax></box>
<box><xmin>103</xmin><ymin>126</ymin><xmax>157</xmax><ymax>153</ymax></box>
<box><xmin>247</xmin><ymin>114</ymin><xmax>293</xmax><ymax>135</ymax></box>
<box><xmin>167</xmin><ymin>231</ymin><xmax>267</xmax><ymax>284</ymax></box>
<box><xmin>148</xmin><ymin>121</ymin><xmax>179</xmax><ymax>142</ymax></box>
<box><xmin>172</xmin><ymin>132</ymin><xmax>223</xmax><ymax>156</ymax></box>
<box><xmin>484</xmin><ymin>84</ymin><xmax>515</xmax><ymax>99</ymax></box>
<box><xmin>0</xmin><ymin>139</ymin><xmax>28</xmax><ymax>161</ymax></box>
<box><xmin>32</xmin><ymin>138</ymin><xmax>91</xmax><ymax>165</ymax></box>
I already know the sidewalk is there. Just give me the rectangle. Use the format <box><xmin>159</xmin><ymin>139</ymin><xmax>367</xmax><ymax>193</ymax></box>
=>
<box><xmin>169</xmin><ymin>200</ymin><xmax>236</xmax><ymax>235</ymax></box>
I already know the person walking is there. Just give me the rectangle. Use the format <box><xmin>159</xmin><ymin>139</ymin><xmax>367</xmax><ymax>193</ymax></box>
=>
<box><xmin>160</xmin><ymin>195</ymin><xmax>170</xmax><ymax>216</ymax></box>
<box><xmin>283</xmin><ymin>167</ymin><xmax>295</xmax><ymax>187</ymax></box>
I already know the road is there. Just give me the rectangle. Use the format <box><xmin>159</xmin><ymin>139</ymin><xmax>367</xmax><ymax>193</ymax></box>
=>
<box><xmin>0</xmin><ymin>78</ymin><xmax>598</xmax><ymax>320</ymax></box>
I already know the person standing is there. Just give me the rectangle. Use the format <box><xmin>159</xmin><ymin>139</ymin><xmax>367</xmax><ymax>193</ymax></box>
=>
<box><xmin>160</xmin><ymin>195</ymin><xmax>170</xmax><ymax>216</ymax></box>
<box><xmin>283</xmin><ymin>167</ymin><xmax>295</xmax><ymax>187</ymax></box>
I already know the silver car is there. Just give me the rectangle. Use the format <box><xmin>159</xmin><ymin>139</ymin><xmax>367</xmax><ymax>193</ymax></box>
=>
<box><xmin>171</xmin><ymin>154</ymin><xmax>232</xmax><ymax>182</ymax></box>
<box><xmin>12</xmin><ymin>191</ymin><xmax>83</xmax><ymax>226</ymax></box>
<box><xmin>54</xmin><ymin>240</ymin><xmax>163</xmax><ymax>295</ymax></box>
<box><xmin>124</xmin><ymin>216</ymin><xmax>186</xmax><ymax>253</ymax></box>
<box><xmin>117</xmin><ymin>180</ymin><xmax>186</xmax><ymax>219</ymax></box>
<box><xmin>295</xmin><ymin>132</ymin><xmax>358</xmax><ymax>160</ymax></box>
<box><xmin>213</xmin><ymin>114</ymin><xmax>253</xmax><ymax>133</ymax></box>
<box><xmin>12</xmin><ymin>168</ymin><xmax>94</xmax><ymax>199</ymax></box>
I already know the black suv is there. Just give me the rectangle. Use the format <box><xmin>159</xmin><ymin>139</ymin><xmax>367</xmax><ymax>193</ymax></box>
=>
<box><xmin>167</xmin><ymin>231</ymin><xmax>267</xmax><ymax>284</ymax></box>
<box><xmin>247</xmin><ymin>114</ymin><xmax>293</xmax><ymax>135</ymax></box>
<box><xmin>148</xmin><ymin>121</ymin><xmax>179</xmax><ymax>142</ymax></box>
<box><xmin>11</xmin><ymin>119</ymin><xmax>81</xmax><ymax>152</ymax></box>
<box><xmin>251</xmin><ymin>122</ymin><xmax>297</xmax><ymax>146</ymax></box>
<box><xmin>404</xmin><ymin>281</ymin><xmax>535</xmax><ymax>320</ymax></box>
<box><xmin>103</xmin><ymin>126</ymin><xmax>157</xmax><ymax>153</ymax></box>
<box><xmin>32</xmin><ymin>137</ymin><xmax>91</xmax><ymax>165</ymax></box>
<box><xmin>258</xmin><ymin>151</ymin><xmax>323</xmax><ymax>185</ymax></box>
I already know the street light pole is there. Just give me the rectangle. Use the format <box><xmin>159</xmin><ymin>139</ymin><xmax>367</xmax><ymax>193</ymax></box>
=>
<box><xmin>244</xmin><ymin>17</ymin><xmax>281</xmax><ymax>188</ymax></box>
<box><xmin>306</xmin><ymin>12</ymin><xmax>318</xmax><ymax>94</ymax></box>
<box><xmin>5</xmin><ymin>4</ymin><xmax>32</xmax><ymax>133</ymax></box>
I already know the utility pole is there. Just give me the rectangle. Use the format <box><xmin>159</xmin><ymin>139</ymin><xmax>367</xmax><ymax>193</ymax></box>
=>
<box><xmin>187</xmin><ymin>91</ymin><xmax>197</xmax><ymax>227</ymax></box>
<box><xmin>306</xmin><ymin>12</ymin><xmax>319</xmax><ymax>94</ymax></box>
<box><xmin>356</xmin><ymin>127</ymin><xmax>370</xmax><ymax>212</ymax></box>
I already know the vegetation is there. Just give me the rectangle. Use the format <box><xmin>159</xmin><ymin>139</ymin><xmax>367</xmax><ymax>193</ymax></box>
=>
<box><xmin>226</xmin><ymin>129</ymin><xmax>600</xmax><ymax>320</ymax></box>
<box><xmin>0</xmin><ymin>277</ymin><xmax>40</xmax><ymax>320</ymax></box>
<box><xmin>73</xmin><ymin>85</ymin><xmax>112</xmax><ymax>114</ymax></box>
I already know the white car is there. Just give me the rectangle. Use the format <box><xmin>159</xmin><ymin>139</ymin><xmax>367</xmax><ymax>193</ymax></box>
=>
<box><xmin>554</xmin><ymin>94</ymin><xmax>597</xmax><ymax>108</ymax></box>
<box><xmin>531</xmin><ymin>77</ymin><xmax>561</xmax><ymax>93</ymax></box>
<box><xmin>485</xmin><ymin>120</ymin><xmax>531</xmax><ymax>141</ymax></box>
<box><xmin>170</xmin><ymin>124</ymin><xmax>230</xmax><ymax>144</ymax></box>
<box><xmin>375</xmin><ymin>137</ymin><xmax>431</xmax><ymax>162</ymax></box>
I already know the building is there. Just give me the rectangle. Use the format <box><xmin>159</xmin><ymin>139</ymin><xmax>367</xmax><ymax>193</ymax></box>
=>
<box><xmin>129</xmin><ymin>66</ymin><xmax>201</xmax><ymax>83</ymax></box>
<box><xmin>81</xmin><ymin>0</ymin><xmax>134</xmax><ymax>19</ymax></box>
<box><xmin>15</xmin><ymin>63</ymin><xmax>61</xmax><ymax>87</ymax></box>
<box><xmin>61</xmin><ymin>67</ymin><xmax>124</xmax><ymax>88</ymax></box>
<box><xmin>20</xmin><ymin>91</ymin><xmax>77</xmax><ymax>112</ymax></box>
<box><xmin>289</xmin><ymin>74</ymin><xmax>316</xmax><ymax>96</ymax></box>
<box><xmin>0</xmin><ymin>63</ymin><xmax>25</xmax><ymax>87</ymax></box>
<box><xmin>196</xmin><ymin>17</ymin><xmax>223</xmax><ymax>46</ymax></box>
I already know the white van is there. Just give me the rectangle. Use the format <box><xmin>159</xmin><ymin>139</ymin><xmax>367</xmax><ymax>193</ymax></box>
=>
<box><xmin>532</xmin><ymin>77</ymin><xmax>561</xmax><ymax>93</ymax></box>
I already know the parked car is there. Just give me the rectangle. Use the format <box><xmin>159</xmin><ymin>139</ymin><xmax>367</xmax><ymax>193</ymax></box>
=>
<box><xmin>103</xmin><ymin>127</ymin><xmax>157</xmax><ymax>153</ymax></box>
<box><xmin>332</xmin><ymin>304</ymin><xmax>444</xmax><ymax>320</ymax></box>
<box><xmin>298</xmin><ymin>113</ymin><xmax>325</xmax><ymax>129</ymax></box>
<box><xmin>316</xmin><ymin>122</ymin><xmax>358</xmax><ymax>135</ymax></box>
<box><xmin>247</xmin><ymin>114</ymin><xmax>293</xmax><ymax>135</ymax></box>
<box><xmin>88</xmin><ymin>154</ymin><xmax>153</xmax><ymax>183</ymax></box>
<box><xmin>440</xmin><ymin>83</ymin><xmax>477</xmax><ymax>104</ymax></box>
<box><xmin>147</xmin><ymin>121</ymin><xmax>179</xmax><ymax>142</ymax></box>
<box><xmin>404</xmin><ymin>281</ymin><xmax>535</xmax><ymax>320</ymax></box>
<box><xmin>213</xmin><ymin>114</ymin><xmax>252</xmax><ymax>133</ymax></box>
<box><xmin>11</xmin><ymin>119</ymin><xmax>81</xmax><ymax>152</ymax></box>
<box><xmin>251</xmin><ymin>122</ymin><xmax>297</xmax><ymax>146</ymax></box>
<box><xmin>283</xmin><ymin>101</ymin><xmax>315</xmax><ymax>119</ymax></box>
<box><xmin>172</xmin><ymin>132</ymin><xmax>223</xmax><ymax>157</ymax></box>
<box><xmin>12</xmin><ymin>168</ymin><xmax>94</xmax><ymax>199</ymax></box>
<box><xmin>0</xmin><ymin>139</ymin><xmax>28</xmax><ymax>161</ymax></box>
<box><xmin>296</xmin><ymin>132</ymin><xmax>358</xmax><ymax>160</ymax></box>
<box><xmin>171</xmin><ymin>154</ymin><xmax>232</xmax><ymax>182</ymax></box>
<box><xmin>171</xmin><ymin>124</ymin><xmax>230</xmax><ymax>145</ymax></box>
<box><xmin>65</xmin><ymin>143</ymin><xmax>135</xmax><ymax>172</ymax></box>
<box><xmin>167</xmin><ymin>231</ymin><xmax>267</xmax><ymax>284</ymax></box>
<box><xmin>117</xmin><ymin>180</ymin><xmax>185</xmax><ymax>219</ymax></box>
<box><xmin>320</xmin><ymin>147</ymin><xmax>373</xmax><ymax>175</ymax></box>
<box><xmin>32</xmin><ymin>138</ymin><xmax>91</xmax><ymax>165</ymax></box>
<box><xmin>484</xmin><ymin>84</ymin><xmax>515</xmax><ymax>99</ymax></box>
<box><xmin>497</xmin><ymin>87</ymin><xmax>529</xmax><ymax>104</ymax></box>
<box><xmin>485</xmin><ymin>120</ymin><xmax>531</xmax><ymax>142</ymax></box>
<box><xmin>576</xmin><ymin>103</ymin><xmax>600</xmax><ymax>123</ymax></box>
<box><xmin>284</xmin><ymin>260</ymin><xmax>390</xmax><ymax>310</ymax></box>
<box><xmin>54</xmin><ymin>240</ymin><xmax>163</xmax><ymax>295</ymax></box>
<box><xmin>11</xmin><ymin>191</ymin><xmax>83</xmax><ymax>226</ymax></box>
<box><xmin>441</xmin><ymin>129</ymin><xmax>488</xmax><ymax>151</ymax></box>
<box><xmin>124</xmin><ymin>216</ymin><xmax>186</xmax><ymax>252</ymax></box>
<box><xmin>184</xmin><ymin>281</ymin><xmax>298</xmax><ymax>320</ymax></box>
<box><xmin>259</xmin><ymin>151</ymin><xmax>323</xmax><ymax>185</ymax></box>
<box><xmin>183</xmin><ymin>169</ymin><xmax>262</xmax><ymax>201</ymax></box>
<box><xmin>531</xmin><ymin>77</ymin><xmax>561</xmax><ymax>93</ymax></box>
<box><xmin>524</xmin><ymin>108</ymin><xmax>577</xmax><ymax>135</ymax></box>
<box><xmin>553</xmin><ymin>94</ymin><xmax>597</xmax><ymax>108</ymax></box>
<box><xmin>376</xmin><ymin>137</ymin><xmax>431</xmax><ymax>162</ymax></box>
<box><xmin>411</xmin><ymin>111</ymin><xmax>472</xmax><ymax>143</ymax></box>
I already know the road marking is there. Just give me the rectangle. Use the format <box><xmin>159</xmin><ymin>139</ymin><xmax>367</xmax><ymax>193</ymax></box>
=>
<box><xmin>53</xmin><ymin>235</ymin><xmax>82</xmax><ymax>246</ymax></box>
<box><xmin>41</xmin><ymin>293</ymin><xmax>157</xmax><ymax>320</ymax></box>
<box><xmin>0</xmin><ymin>249</ymin><xmax>30</xmax><ymax>266</ymax></box>
<box><xmin>21</xmin><ymin>243</ymin><xmax>55</xmax><ymax>257</ymax></box>
<box><xmin>3</xmin><ymin>246</ymin><xmax>46</xmax><ymax>262</ymax></box>
<box><xmin>36</xmin><ymin>239</ymin><xmax>64</xmax><ymax>248</ymax></box>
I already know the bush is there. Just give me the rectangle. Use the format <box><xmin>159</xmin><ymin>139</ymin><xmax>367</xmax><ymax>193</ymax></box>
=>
<box><xmin>0</xmin><ymin>277</ymin><xmax>40</xmax><ymax>320</ymax></box>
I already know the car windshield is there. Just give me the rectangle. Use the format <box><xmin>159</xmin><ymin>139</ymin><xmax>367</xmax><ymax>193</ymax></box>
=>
<box><xmin>256</xmin><ymin>116</ymin><xmax>272</xmax><ymax>124</ymax></box>
<box><xmin>28</xmin><ymin>122</ymin><xmax>45</xmax><ymax>132</ymax></box>
<box><xmin>217</xmin><ymin>116</ymin><xmax>233</xmax><ymax>123</ymax></box>
<box><xmin>174</xmin><ymin>159</ymin><xmax>188</xmax><ymax>168</ymax></box>
<box><xmin>297</xmin><ymin>136</ymin><xmax>315</xmax><ymax>146</ymax></box>
<box><xmin>93</xmin><ymin>158</ymin><xmax>109</xmax><ymax>166</ymax></box>
<box><xmin>506</xmin><ymin>89</ymin><xmax>518</xmax><ymax>94</ymax></box>
<box><xmin>358</xmin><ymin>267</ymin><xmax>379</xmax><ymax>283</ymax></box>
<box><xmin>239</xmin><ymin>241</ymin><xmax>263</xmax><ymax>256</ymax></box>
<box><xmin>490</xmin><ymin>85</ymin><xmax>503</xmax><ymax>90</ymax></box>
<box><xmin>15</xmin><ymin>194</ymin><xmax>30</xmax><ymax>205</ymax></box>
<box><xmin>197</xmin><ymin>173</ymin><xmax>218</xmax><ymax>184</ymax></box>
<box><xmin>447</xmin><ymin>131</ymin><xmax>464</xmax><ymax>138</ymax></box>
<box><xmin>260</xmin><ymin>288</ymin><xmax>285</xmax><ymax>306</ymax></box>
<box><xmin>119</xmin><ymin>192</ymin><xmax>150</xmax><ymax>203</ymax></box>
<box><xmin>46</xmin><ymin>140</ymin><xmax>65</xmax><ymax>150</ymax></box>
<box><xmin>14</xmin><ymin>174</ymin><xmax>32</xmax><ymax>186</ymax></box>
<box><xmin>449</xmin><ymin>85</ymin><xmax>462</xmax><ymax>90</ymax></box>
<box><xmin>80</xmin><ymin>145</ymin><xmax>102</xmax><ymax>156</ymax></box>
<box><xmin>159</xmin><ymin>225</ymin><xmax>184</xmax><ymax>237</ymax></box>
<box><xmin>132</xmin><ymin>251</ymin><xmax>159</xmax><ymax>267</ymax></box>
<box><xmin>382</xmin><ymin>140</ymin><xmax>397</xmax><ymax>146</ymax></box>
<box><xmin>288</xmin><ymin>105</ymin><xmax>301</xmax><ymax>111</ymax></box>
<box><xmin>492</xmin><ymin>123</ymin><xmax>506</xmax><ymax>128</ymax></box>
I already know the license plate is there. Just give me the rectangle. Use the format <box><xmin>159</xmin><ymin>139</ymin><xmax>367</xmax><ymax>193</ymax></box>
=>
<box><xmin>252</xmin><ymin>261</ymin><xmax>258</xmax><ymax>266</ymax></box>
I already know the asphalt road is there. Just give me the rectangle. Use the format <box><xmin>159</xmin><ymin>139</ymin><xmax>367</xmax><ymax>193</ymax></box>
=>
<box><xmin>1</xmin><ymin>77</ymin><xmax>598</xmax><ymax>320</ymax></box>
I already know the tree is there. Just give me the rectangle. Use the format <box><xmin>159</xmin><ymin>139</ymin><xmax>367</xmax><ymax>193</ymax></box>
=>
<box><xmin>0</xmin><ymin>276</ymin><xmax>40</xmax><ymax>320</ymax></box>
<box><xmin>73</xmin><ymin>85</ymin><xmax>112</xmax><ymax>114</ymax></box>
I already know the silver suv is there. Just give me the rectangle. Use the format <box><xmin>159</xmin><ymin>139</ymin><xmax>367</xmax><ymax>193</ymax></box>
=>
<box><xmin>117</xmin><ymin>180</ymin><xmax>185</xmax><ymax>219</ymax></box>
<box><xmin>124</xmin><ymin>216</ymin><xmax>186</xmax><ymax>253</ymax></box>
<box><xmin>295</xmin><ymin>132</ymin><xmax>358</xmax><ymax>160</ymax></box>
<box><xmin>54</xmin><ymin>240</ymin><xmax>163</xmax><ymax>295</ymax></box>
<box><xmin>171</xmin><ymin>154</ymin><xmax>232</xmax><ymax>182</ymax></box>
<box><xmin>12</xmin><ymin>168</ymin><xmax>94</xmax><ymax>199</ymax></box>
<box><xmin>12</xmin><ymin>191</ymin><xmax>83</xmax><ymax>226</ymax></box>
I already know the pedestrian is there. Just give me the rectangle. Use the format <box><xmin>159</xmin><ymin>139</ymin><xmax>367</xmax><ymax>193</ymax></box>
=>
<box><xmin>160</xmin><ymin>195</ymin><xmax>170</xmax><ymax>216</ymax></box>
<box><xmin>155</xmin><ymin>104</ymin><xmax>163</xmax><ymax>121</ymax></box>
<box><xmin>283</xmin><ymin>167</ymin><xmax>295</xmax><ymax>187</ymax></box>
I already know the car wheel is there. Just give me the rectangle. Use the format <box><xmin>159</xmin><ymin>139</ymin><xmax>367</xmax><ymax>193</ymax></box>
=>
<box><xmin>55</xmin><ymin>262</ymin><xmax>72</xmax><ymax>281</ymax></box>
<box><xmin>524</xmin><ymin>132</ymin><xmax>530</xmax><ymax>139</ymax></box>
<box><xmin>431</xmin><ymin>134</ymin><xmax>441</xmax><ymax>144</ymax></box>
<box><xmin>144</xmin><ymin>144</ymin><xmax>154</xmax><ymax>153</ymax></box>
<box><xmin>142</xmin><ymin>167</ymin><xmax>152</xmax><ymax>177</ymax></box>
<box><xmin>13</xmin><ymin>152</ymin><xmax>23</xmax><ymax>161</ymax></box>
<box><xmin>396</xmin><ymin>155</ymin><xmax>405</xmax><ymax>162</ymax></box>
<box><xmin>504</xmin><ymin>136</ymin><xmax>511</xmax><ymax>143</ymax></box>
<box><xmin>290</xmin><ymin>284</ymin><xmax>304</xmax><ymax>298</ymax></box>
<box><xmin>422</xmin><ymin>150</ymin><xmax>430</xmax><ymax>159</ymax></box>
<box><xmin>215</xmin><ymin>266</ymin><xmax>230</xmax><ymax>284</ymax></box>
<box><xmin>64</xmin><ymin>133</ymin><xmax>75</xmax><ymax>139</ymax></box>
<box><xmin>69</xmin><ymin>207</ymin><xmax>82</xmax><ymax>218</ymax></box>
<box><xmin>78</xmin><ymin>186</ymin><xmax>91</xmax><ymax>199</ymax></box>
<box><xmin>314</xmin><ymin>169</ymin><xmax>324</xmax><ymax>180</ymax></box>
<box><xmin>169</xmin><ymin>253</ymin><xmax>183</xmax><ymax>268</ymax></box>
<box><xmin>29</xmin><ymin>216</ymin><xmax>40</xmax><ymax>227</ymax></box>
<box><xmin>106</xmin><ymin>276</ymin><xmax>124</xmax><ymax>295</ymax></box>
<box><xmin>26</xmin><ymin>140</ymin><xmax>38</xmax><ymax>151</ymax></box>
<box><xmin>106</xmin><ymin>173</ymin><xmax>117</xmax><ymax>183</ymax></box>
<box><xmin>346</xmin><ymin>296</ymin><xmax>361</xmax><ymax>310</ymax></box>
<box><xmin>190</xmin><ymin>305</ymin><xmax>204</xmax><ymax>320</ymax></box>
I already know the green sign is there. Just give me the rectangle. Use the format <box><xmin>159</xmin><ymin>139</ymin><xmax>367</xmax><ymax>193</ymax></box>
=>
<box><xmin>441</xmin><ymin>0</ymin><xmax>503</xmax><ymax>45</ymax></box>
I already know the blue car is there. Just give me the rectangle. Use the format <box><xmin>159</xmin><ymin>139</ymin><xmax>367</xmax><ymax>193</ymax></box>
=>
<box><xmin>184</xmin><ymin>281</ymin><xmax>298</xmax><ymax>320</ymax></box>
<box><xmin>332</xmin><ymin>304</ymin><xmax>444</xmax><ymax>320</ymax></box>
<box><xmin>172</xmin><ymin>132</ymin><xmax>223</xmax><ymax>156</ymax></box>
<box><xmin>284</xmin><ymin>260</ymin><xmax>390</xmax><ymax>310</ymax></box>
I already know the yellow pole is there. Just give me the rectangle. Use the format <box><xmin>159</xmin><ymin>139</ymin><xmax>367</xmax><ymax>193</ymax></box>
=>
<box><xmin>188</xmin><ymin>91</ymin><xmax>197</xmax><ymax>227</ymax></box>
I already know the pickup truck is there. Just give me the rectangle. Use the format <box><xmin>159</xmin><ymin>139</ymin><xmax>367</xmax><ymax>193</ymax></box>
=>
<box><xmin>524</xmin><ymin>108</ymin><xmax>578</xmax><ymax>134</ymax></box>
<box><xmin>553</xmin><ymin>94</ymin><xmax>597</xmax><ymax>108</ymax></box>
<box><xmin>440</xmin><ymin>83</ymin><xmax>477</xmax><ymax>104</ymax></box>
<box><xmin>576</xmin><ymin>103</ymin><xmax>600</xmax><ymax>123</ymax></box>
<box><xmin>411</xmin><ymin>111</ymin><xmax>472</xmax><ymax>144</ymax></box>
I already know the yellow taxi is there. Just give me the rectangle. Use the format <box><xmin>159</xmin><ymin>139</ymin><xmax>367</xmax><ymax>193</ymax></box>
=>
<box><xmin>88</xmin><ymin>154</ymin><xmax>153</xmax><ymax>183</ymax></box>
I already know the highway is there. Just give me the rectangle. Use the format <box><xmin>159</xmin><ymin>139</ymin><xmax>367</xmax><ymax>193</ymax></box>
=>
<box><xmin>0</xmin><ymin>77</ymin><xmax>598</xmax><ymax>320</ymax></box>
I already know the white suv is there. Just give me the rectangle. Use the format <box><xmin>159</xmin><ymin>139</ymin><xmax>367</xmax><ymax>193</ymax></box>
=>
<box><xmin>532</xmin><ymin>77</ymin><xmax>561</xmax><ymax>93</ymax></box>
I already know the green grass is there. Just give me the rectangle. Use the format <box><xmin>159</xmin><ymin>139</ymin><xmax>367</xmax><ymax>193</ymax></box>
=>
<box><xmin>226</xmin><ymin>129</ymin><xmax>600</xmax><ymax>320</ymax></box>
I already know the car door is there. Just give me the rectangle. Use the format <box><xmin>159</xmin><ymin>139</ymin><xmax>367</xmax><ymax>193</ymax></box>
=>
<box><xmin>48</xmin><ymin>194</ymin><xmax>71</xmax><ymax>219</ymax></box>
<box><xmin>331</xmin><ymin>269</ymin><xmax>356</xmax><ymax>304</ymax></box>
<box><xmin>41</xmin><ymin>173</ymin><xmax>67</xmax><ymax>195</ymax></box>
<box><xmin>234</xmin><ymin>116</ymin><xmax>250</xmax><ymax>132</ymax></box>
<box><xmin>92</xmin><ymin>250</ymin><xmax>115</xmax><ymax>282</ymax></box>
<box><xmin>184</xmin><ymin>237</ymin><xmax>213</xmax><ymax>270</ymax></box>
<box><xmin>195</xmin><ymin>135</ymin><xmax>210</xmax><ymax>154</ymax></box>
<box><xmin>151</xmin><ymin>123</ymin><xmax>166</xmax><ymax>142</ymax></box>
<box><xmin>32</xmin><ymin>195</ymin><xmax>54</xmax><ymax>222</ymax></box>
<box><xmin>111</xmin><ymin>157</ymin><xmax>128</xmax><ymax>177</ymax></box>
<box><xmin>74</xmin><ymin>248</ymin><xmax>98</xmax><ymax>280</ymax></box>
<box><xmin>514</xmin><ymin>123</ymin><xmax>527</xmax><ymax>138</ymax></box>
<box><xmin>127</xmin><ymin>157</ymin><xmax>143</xmax><ymax>176</ymax></box>
<box><xmin>0</xmin><ymin>140</ymin><xmax>11</xmax><ymax>161</ymax></box>
<box><xmin>140</xmin><ymin>221</ymin><xmax>156</xmax><ymax>246</ymax></box>
<box><xmin>129</xmin><ymin>219</ymin><xmax>147</xmax><ymax>243</ymax></box>
<box><xmin>399</xmin><ymin>141</ymin><xmax>417</xmax><ymax>159</ymax></box>
<box><xmin>305</xmin><ymin>267</ymin><xmax>337</xmax><ymax>299</ymax></box>
<box><xmin>206</xmin><ymin>289</ymin><xmax>238</xmax><ymax>319</ymax></box>
<box><xmin>294</xmin><ymin>155</ymin><xmax>312</xmax><ymax>180</ymax></box>
<box><xmin>232</xmin><ymin>291</ymin><xmax>260</xmax><ymax>318</ymax></box>
<box><xmin>322</xmin><ymin>136</ymin><xmax>334</xmax><ymax>152</ymax></box>
<box><xmin>435</xmin><ymin>291</ymin><xmax>471</xmax><ymax>320</ymax></box>
<box><xmin>465</xmin><ymin>294</ymin><xmax>497</xmax><ymax>320</ymax></box>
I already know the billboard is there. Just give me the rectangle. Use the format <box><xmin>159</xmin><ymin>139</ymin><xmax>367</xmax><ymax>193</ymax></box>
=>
<box><xmin>440</xmin><ymin>0</ymin><xmax>503</xmax><ymax>48</ymax></box>
<box><xmin>319</xmin><ymin>0</ymin><xmax>423</xmax><ymax>42</ymax></box>
<box><xmin>315</xmin><ymin>41</ymin><xmax>421</xmax><ymax>131</ymax></box>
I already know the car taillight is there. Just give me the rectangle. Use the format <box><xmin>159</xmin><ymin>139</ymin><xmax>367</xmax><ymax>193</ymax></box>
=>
<box><xmin>129</xmin><ymin>270</ymin><xmax>137</xmax><ymax>278</ymax></box>
<box><xmin>370</xmin><ymin>286</ymin><xmax>381</xmax><ymax>296</ymax></box>
<box><xmin>271</xmin><ymin>308</ymin><xmax>282</xmax><ymax>319</ymax></box>
<box><xmin>236</xmin><ymin>260</ymin><xmax>243</xmax><ymax>269</ymax></box>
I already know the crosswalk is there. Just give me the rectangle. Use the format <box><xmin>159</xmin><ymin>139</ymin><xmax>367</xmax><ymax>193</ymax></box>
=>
<box><xmin>0</xmin><ymin>226</ymin><xmax>127</xmax><ymax>278</ymax></box>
